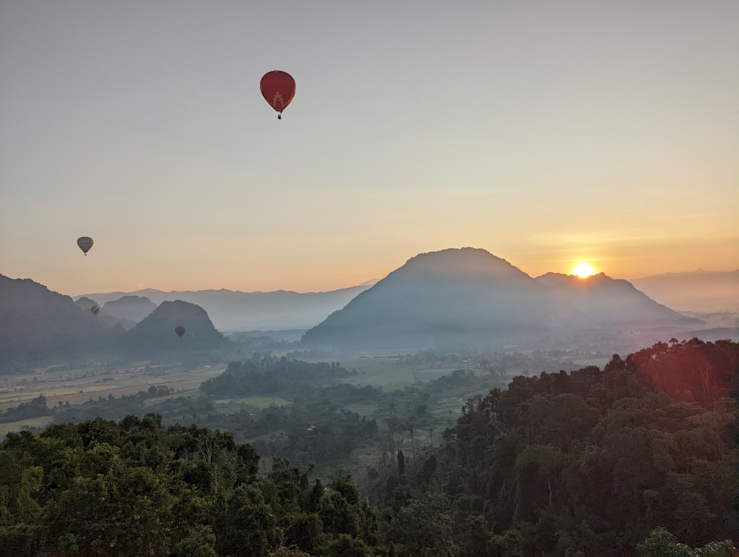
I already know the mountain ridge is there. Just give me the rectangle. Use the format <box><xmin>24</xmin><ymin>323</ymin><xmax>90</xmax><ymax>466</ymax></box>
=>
<box><xmin>303</xmin><ymin>249</ymin><xmax>582</xmax><ymax>348</ymax></box>
<box><xmin>630</xmin><ymin>269</ymin><xmax>739</xmax><ymax>312</ymax></box>
<box><xmin>0</xmin><ymin>275</ymin><xmax>118</xmax><ymax>369</ymax></box>
<box><xmin>76</xmin><ymin>283</ymin><xmax>377</xmax><ymax>331</ymax></box>
<box><xmin>535</xmin><ymin>272</ymin><xmax>692</xmax><ymax>326</ymax></box>
<box><xmin>303</xmin><ymin>248</ymin><xmax>703</xmax><ymax>349</ymax></box>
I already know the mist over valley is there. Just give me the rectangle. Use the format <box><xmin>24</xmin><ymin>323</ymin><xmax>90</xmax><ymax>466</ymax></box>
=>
<box><xmin>2</xmin><ymin>251</ymin><xmax>738</xmax><ymax>556</ymax></box>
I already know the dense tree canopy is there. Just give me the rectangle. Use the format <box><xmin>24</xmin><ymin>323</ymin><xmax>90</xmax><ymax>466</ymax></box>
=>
<box><xmin>377</xmin><ymin>340</ymin><xmax>739</xmax><ymax>556</ymax></box>
<box><xmin>1</xmin><ymin>339</ymin><xmax>737</xmax><ymax>556</ymax></box>
<box><xmin>0</xmin><ymin>415</ymin><xmax>379</xmax><ymax>556</ymax></box>
<box><xmin>200</xmin><ymin>357</ymin><xmax>356</xmax><ymax>398</ymax></box>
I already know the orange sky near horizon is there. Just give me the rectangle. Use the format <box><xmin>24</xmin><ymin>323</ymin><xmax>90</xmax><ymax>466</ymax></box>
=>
<box><xmin>1</xmin><ymin>2</ymin><xmax>737</xmax><ymax>297</ymax></box>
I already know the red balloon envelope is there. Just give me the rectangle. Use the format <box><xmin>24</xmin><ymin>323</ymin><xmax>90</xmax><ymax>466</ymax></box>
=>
<box><xmin>260</xmin><ymin>71</ymin><xmax>296</xmax><ymax>118</ymax></box>
<box><xmin>175</xmin><ymin>326</ymin><xmax>186</xmax><ymax>338</ymax></box>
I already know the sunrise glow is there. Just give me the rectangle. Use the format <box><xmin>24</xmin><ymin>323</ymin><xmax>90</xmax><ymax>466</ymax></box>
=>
<box><xmin>572</xmin><ymin>263</ymin><xmax>596</xmax><ymax>278</ymax></box>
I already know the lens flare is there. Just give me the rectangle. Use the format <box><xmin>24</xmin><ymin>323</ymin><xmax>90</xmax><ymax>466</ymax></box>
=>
<box><xmin>572</xmin><ymin>263</ymin><xmax>595</xmax><ymax>278</ymax></box>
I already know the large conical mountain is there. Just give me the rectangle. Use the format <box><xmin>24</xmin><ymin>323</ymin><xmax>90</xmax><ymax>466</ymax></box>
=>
<box><xmin>302</xmin><ymin>248</ymin><xmax>701</xmax><ymax>349</ymax></box>
<box><xmin>302</xmin><ymin>248</ymin><xmax>580</xmax><ymax>348</ymax></box>
<box><xmin>124</xmin><ymin>300</ymin><xmax>231</xmax><ymax>352</ymax></box>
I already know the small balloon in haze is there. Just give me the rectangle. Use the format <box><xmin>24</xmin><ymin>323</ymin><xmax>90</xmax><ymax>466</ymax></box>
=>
<box><xmin>260</xmin><ymin>71</ymin><xmax>296</xmax><ymax>119</ymax></box>
<box><xmin>175</xmin><ymin>326</ymin><xmax>186</xmax><ymax>338</ymax></box>
<box><xmin>77</xmin><ymin>237</ymin><xmax>94</xmax><ymax>256</ymax></box>
<box><xmin>91</xmin><ymin>305</ymin><xmax>101</xmax><ymax>316</ymax></box>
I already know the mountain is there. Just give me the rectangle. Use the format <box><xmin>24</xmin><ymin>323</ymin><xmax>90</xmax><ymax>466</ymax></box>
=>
<box><xmin>0</xmin><ymin>275</ymin><xmax>117</xmax><ymax>369</ymax></box>
<box><xmin>630</xmin><ymin>269</ymin><xmax>739</xmax><ymax>312</ymax></box>
<box><xmin>0</xmin><ymin>275</ymin><xmax>231</xmax><ymax>368</ymax></box>
<box><xmin>534</xmin><ymin>272</ymin><xmax>696</xmax><ymax>326</ymax></box>
<box><xmin>101</xmin><ymin>295</ymin><xmax>157</xmax><ymax>322</ymax></box>
<box><xmin>77</xmin><ymin>283</ymin><xmax>376</xmax><ymax>331</ymax></box>
<box><xmin>302</xmin><ymin>248</ymin><xmax>580</xmax><ymax>349</ymax></box>
<box><xmin>302</xmin><ymin>248</ymin><xmax>704</xmax><ymax>350</ymax></box>
<box><xmin>75</xmin><ymin>296</ymin><xmax>137</xmax><ymax>331</ymax></box>
<box><xmin>123</xmin><ymin>301</ymin><xmax>231</xmax><ymax>352</ymax></box>
<box><xmin>75</xmin><ymin>296</ymin><xmax>98</xmax><ymax>311</ymax></box>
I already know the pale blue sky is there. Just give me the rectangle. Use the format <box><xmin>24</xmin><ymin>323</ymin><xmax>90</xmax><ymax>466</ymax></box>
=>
<box><xmin>1</xmin><ymin>1</ymin><xmax>737</xmax><ymax>295</ymax></box>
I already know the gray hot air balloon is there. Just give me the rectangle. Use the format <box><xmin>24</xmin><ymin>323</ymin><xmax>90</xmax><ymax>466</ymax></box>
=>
<box><xmin>77</xmin><ymin>237</ymin><xmax>94</xmax><ymax>255</ymax></box>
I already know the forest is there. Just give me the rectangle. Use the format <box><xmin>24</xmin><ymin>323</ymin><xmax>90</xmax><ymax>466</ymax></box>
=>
<box><xmin>0</xmin><ymin>338</ymin><xmax>737</xmax><ymax>556</ymax></box>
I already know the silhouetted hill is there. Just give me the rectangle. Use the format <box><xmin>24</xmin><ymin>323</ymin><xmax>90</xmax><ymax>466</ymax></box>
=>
<box><xmin>302</xmin><ymin>249</ymin><xmax>709</xmax><ymax>350</ymax></box>
<box><xmin>630</xmin><ymin>269</ymin><xmax>739</xmax><ymax>312</ymax></box>
<box><xmin>124</xmin><ymin>301</ymin><xmax>231</xmax><ymax>352</ymax></box>
<box><xmin>77</xmin><ymin>283</ymin><xmax>376</xmax><ymax>331</ymax></box>
<box><xmin>101</xmin><ymin>295</ymin><xmax>157</xmax><ymax>322</ymax></box>
<box><xmin>75</xmin><ymin>295</ymin><xmax>137</xmax><ymax>331</ymax></box>
<box><xmin>535</xmin><ymin>272</ymin><xmax>699</xmax><ymax>326</ymax></box>
<box><xmin>302</xmin><ymin>248</ymin><xmax>580</xmax><ymax>349</ymax></box>
<box><xmin>0</xmin><ymin>275</ymin><xmax>117</xmax><ymax>369</ymax></box>
<box><xmin>75</xmin><ymin>296</ymin><xmax>98</xmax><ymax>311</ymax></box>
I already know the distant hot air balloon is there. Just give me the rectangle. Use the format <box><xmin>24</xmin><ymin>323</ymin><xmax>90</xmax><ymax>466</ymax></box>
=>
<box><xmin>77</xmin><ymin>237</ymin><xmax>94</xmax><ymax>255</ymax></box>
<box><xmin>175</xmin><ymin>326</ymin><xmax>186</xmax><ymax>338</ymax></box>
<box><xmin>260</xmin><ymin>71</ymin><xmax>296</xmax><ymax>119</ymax></box>
<box><xmin>91</xmin><ymin>305</ymin><xmax>101</xmax><ymax>316</ymax></box>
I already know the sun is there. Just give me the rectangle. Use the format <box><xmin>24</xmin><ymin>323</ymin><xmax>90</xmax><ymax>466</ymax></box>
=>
<box><xmin>572</xmin><ymin>263</ymin><xmax>595</xmax><ymax>278</ymax></box>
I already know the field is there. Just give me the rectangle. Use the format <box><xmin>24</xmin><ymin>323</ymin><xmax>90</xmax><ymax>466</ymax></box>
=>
<box><xmin>0</xmin><ymin>362</ymin><xmax>226</xmax><ymax>413</ymax></box>
<box><xmin>298</xmin><ymin>351</ymin><xmax>489</xmax><ymax>390</ymax></box>
<box><xmin>0</xmin><ymin>346</ymin><xmax>599</xmax><ymax>454</ymax></box>
<box><xmin>232</xmin><ymin>396</ymin><xmax>290</xmax><ymax>408</ymax></box>
<box><xmin>0</xmin><ymin>353</ymin><xmax>475</xmax><ymax>430</ymax></box>
<box><xmin>0</xmin><ymin>415</ymin><xmax>55</xmax><ymax>437</ymax></box>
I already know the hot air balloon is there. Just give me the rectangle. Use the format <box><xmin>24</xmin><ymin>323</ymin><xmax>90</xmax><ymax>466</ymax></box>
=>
<box><xmin>91</xmin><ymin>305</ymin><xmax>101</xmax><ymax>316</ymax></box>
<box><xmin>175</xmin><ymin>326</ymin><xmax>186</xmax><ymax>338</ymax></box>
<box><xmin>77</xmin><ymin>237</ymin><xmax>94</xmax><ymax>255</ymax></box>
<box><xmin>260</xmin><ymin>71</ymin><xmax>296</xmax><ymax>119</ymax></box>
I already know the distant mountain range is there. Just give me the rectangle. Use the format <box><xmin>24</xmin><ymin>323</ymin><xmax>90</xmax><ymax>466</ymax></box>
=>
<box><xmin>76</xmin><ymin>282</ymin><xmax>377</xmax><ymax>331</ymax></box>
<box><xmin>75</xmin><ymin>296</ymin><xmax>137</xmax><ymax>331</ymax></box>
<box><xmin>5</xmin><ymin>249</ymin><xmax>734</xmax><ymax>363</ymax></box>
<box><xmin>101</xmin><ymin>295</ymin><xmax>157</xmax><ymax>322</ymax></box>
<box><xmin>630</xmin><ymin>269</ymin><xmax>739</xmax><ymax>312</ymax></box>
<box><xmin>0</xmin><ymin>274</ymin><xmax>231</xmax><ymax>369</ymax></box>
<box><xmin>302</xmin><ymin>248</ymin><xmax>703</xmax><ymax>349</ymax></box>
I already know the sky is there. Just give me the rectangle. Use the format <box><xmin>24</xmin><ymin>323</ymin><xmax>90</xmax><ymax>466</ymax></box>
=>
<box><xmin>1</xmin><ymin>1</ymin><xmax>737</xmax><ymax>296</ymax></box>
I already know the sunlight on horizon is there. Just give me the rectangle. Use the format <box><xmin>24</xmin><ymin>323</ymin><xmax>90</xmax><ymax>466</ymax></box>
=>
<box><xmin>572</xmin><ymin>263</ymin><xmax>596</xmax><ymax>278</ymax></box>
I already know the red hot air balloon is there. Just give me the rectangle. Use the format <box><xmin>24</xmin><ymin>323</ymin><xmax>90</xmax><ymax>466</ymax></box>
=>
<box><xmin>260</xmin><ymin>71</ymin><xmax>296</xmax><ymax>119</ymax></box>
<box><xmin>91</xmin><ymin>305</ymin><xmax>101</xmax><ymax>316</ymax></box>
<box><xmin>175</xmin><ymin>326</ymin><xmax>186</xmax><ymax>338</ymax></box>
<box><xmin>77</xmin><ymin>237</ymin><xmax>94</xmax><ymax>255</ymax></box>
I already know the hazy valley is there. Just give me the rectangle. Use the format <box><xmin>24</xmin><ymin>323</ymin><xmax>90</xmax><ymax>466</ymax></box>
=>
<box><xmin>2</xmin><ymin>248</ymin><xmax>738</xmax><ymax>556</ymax></box>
